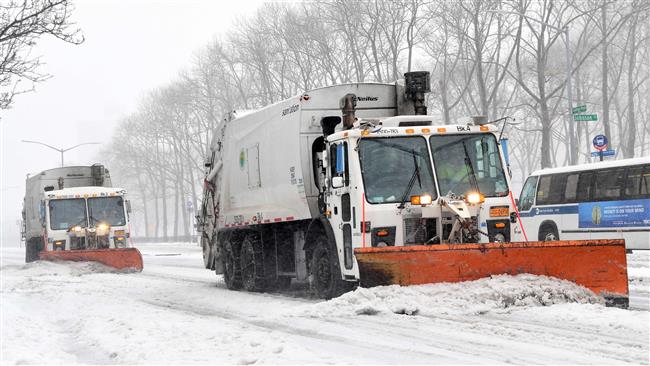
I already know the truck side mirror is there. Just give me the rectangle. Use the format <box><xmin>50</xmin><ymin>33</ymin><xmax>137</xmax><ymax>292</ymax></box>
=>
<box><xmin>332</xmin><ymin>176</ymin><xmax>344</xmax><ymax>188</ymax></box>
<box><xmin>126</xmin><ymin>200</ymin><xmax>132</xmax><ymax>213</ymax></box>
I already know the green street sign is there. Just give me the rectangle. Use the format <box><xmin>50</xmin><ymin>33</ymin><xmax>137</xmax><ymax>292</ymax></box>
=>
<box><xmin>572</xmin><ymin>105</ymin><xmax>587</xmax><ymax>114</ymax></box>
<box><xmin>574</xmin><ymin>114</ymin><xmax>598</xmax><ymax>121</ymax></box>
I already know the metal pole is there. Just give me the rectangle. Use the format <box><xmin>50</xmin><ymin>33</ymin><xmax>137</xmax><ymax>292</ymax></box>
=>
<box><xmin>564</xmin><ymin>26</ymin><xmax>576</xmax><ymax>165</ymax></box>
<box><xmin>60</xmin><ymin>150</ymin><xmax>64</xmax><ymax>167</ymax></box>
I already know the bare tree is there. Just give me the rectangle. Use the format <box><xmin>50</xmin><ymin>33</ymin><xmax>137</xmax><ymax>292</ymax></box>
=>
<box><xmin>0</xmin><ymin>0</ymin><xmax>83</xmax><ymax>109</ymax></box>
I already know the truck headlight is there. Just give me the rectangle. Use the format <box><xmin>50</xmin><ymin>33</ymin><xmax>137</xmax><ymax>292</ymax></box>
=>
<box><xmin>466</xmin><ymin>192</ymin><xmax>484</xmax><ymax>204</ymax></box>
<box><xmin>96</xmin><ymin>223</ymin><xmax>109</xmax><ymax>235</ymax></box>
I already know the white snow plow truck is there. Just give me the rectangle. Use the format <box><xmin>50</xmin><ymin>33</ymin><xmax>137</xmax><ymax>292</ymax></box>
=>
<box><xmin>21</xmin><ymin>164</ymin><xmax>143</xmax><ymax>271</ymax></box>
<box><xmin>197</xmin><ymin>72</ymin><xmax>628</xmax><ymax>306</ymax></box>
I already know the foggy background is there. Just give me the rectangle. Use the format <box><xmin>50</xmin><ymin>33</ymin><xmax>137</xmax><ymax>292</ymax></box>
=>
<box><xmin>1</xmin><ymin>0</ymin><xmax>264</xmax><ymax>245</ymax></box>
<box><xmin>2</xmin><ymin>0</ymin><xmax>649</xmax><ymax>243</ymax></box>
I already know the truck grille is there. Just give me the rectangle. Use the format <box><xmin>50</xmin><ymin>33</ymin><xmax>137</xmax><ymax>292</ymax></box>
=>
<box><xmin>403</xmin><ymin>218</ymin><xmax>437</xmax><ymax>245</ymax></box>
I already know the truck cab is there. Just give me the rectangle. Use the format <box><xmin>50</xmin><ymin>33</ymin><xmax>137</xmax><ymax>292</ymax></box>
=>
<box><xmin>319</xmin><ymin>116</ymin><xmax>516</xmax><ymax>283</ymax></box>
<box><xmin>41</xmin><ymin>187</ymin><xmax>132</xmax><ymax>252</ymax></box>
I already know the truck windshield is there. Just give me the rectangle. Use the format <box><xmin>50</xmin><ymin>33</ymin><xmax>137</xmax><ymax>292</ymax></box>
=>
<box><xmin>359</xmin><ymin>137</ymin><xmax>437</xmax><ymax>204</ymax></box>
<box><xmin>430</xmin><ymin>134</ymin><xmax>508</xmax><ymax>197</ymax></box>
<box><xmin>49</xmin><ymin>199</ymin><xmax>87</xmax><ymax>230</ymax></box>
<box><xmin>87</xmin><ymin>197</ymin><xmax>126</xmax><ymax>226</ymax></box>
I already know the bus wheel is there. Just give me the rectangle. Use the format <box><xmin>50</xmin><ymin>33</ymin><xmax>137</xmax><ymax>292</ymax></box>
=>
<box><xmin>240</xmin><ymin>234</ymin><xmax>266</xmax><ymax>292</ymax></box>
<box><xmin>539</xmin><ymin>225</ymin><xmax>559</xmax><ymax>241</ymax></box>
<box><xmin>222</xmin><ymin>239</ymin><xmax>242</xmax><ymax>290</ymax></box>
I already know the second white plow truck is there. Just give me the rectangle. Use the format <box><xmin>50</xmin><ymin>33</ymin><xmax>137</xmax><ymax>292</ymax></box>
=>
<box><xmin>197</xmin><ymin>72</ymin><xmax>628</xmax><ymax>305</ymax></box>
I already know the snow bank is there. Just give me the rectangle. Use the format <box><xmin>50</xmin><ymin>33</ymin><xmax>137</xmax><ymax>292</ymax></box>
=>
<box><xmin>305</xmin><ymin>274</ymin><xmax>604</xmax><ymax>318</ymax></box>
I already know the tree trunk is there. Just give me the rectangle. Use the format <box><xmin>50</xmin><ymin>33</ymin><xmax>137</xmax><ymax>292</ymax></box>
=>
<box><xmin>540</xmin><ymin>100</ymin><xmax>552</xmax><ymax>168</ymax></box>
<box><xmin>624</xmin><ymin>13</ymin><xmax>638</xmax><ymax>158</ymax></box>
<box><xmin>601</xmin><ymin>2</ymin><xmax>613</xmax><ymax>148</ymax></box>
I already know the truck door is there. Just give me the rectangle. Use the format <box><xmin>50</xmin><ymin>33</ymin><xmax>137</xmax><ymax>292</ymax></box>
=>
<box><xmin>327</xmin><ymin>141</ymin><xmax>354</xmax><ymax>273</ymax></box>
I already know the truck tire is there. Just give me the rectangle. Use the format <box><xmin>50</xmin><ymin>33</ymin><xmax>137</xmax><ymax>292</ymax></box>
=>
<box><xmin>222</xmin><ymin>239</ymin><xmax>242</xmax><ymax>290</ymax></box>
<box><xmin>310</xmin><ymin>236</ymin><xmax>352</xmax><ymax>299</ymax></box>
<box><xmin>240</xmin><ymin>234</ymin><xmax>266</xmax><ymax>292</ymax></box>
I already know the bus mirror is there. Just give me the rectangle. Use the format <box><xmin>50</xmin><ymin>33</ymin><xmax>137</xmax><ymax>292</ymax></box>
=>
<box><xmin>510</xmin><ymin>212</ymin><xmax>517</xmax><ymax>223</ymax></box>
<box><xmin>126</xmin><ymin>200</ymin><xmax>132</xmax><ymax>213</ymax></box>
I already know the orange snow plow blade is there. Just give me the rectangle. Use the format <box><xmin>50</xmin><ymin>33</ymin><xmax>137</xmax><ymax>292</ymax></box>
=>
<box><xmin>355</xmin><ymin>239</ymin><xmax>629</xmax><ymax>307</ymax></box>
<box><xmin>39</xmin><ymin>248</ymin><xmax>143</xmax><ymax>271</ymax></box>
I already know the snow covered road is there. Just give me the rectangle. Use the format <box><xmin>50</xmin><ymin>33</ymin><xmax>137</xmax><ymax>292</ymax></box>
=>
<box><xmin>1</xmin><ymin>243</ymin><xmax>649</xmax><ymax>365</ymax></box>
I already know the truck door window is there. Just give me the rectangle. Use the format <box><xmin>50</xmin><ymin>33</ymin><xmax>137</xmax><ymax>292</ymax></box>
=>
<box><xmin>330</xmin><ymin>142</ymin><xmax>348</xmax><ymax>186</ymax></box>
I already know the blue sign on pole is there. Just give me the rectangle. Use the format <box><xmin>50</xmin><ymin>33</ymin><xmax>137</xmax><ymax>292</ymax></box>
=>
<box><xmin>592</xmin><ymin>135</ymin><xmax>608</xmax><ymax>150</ymax></box>
<box><xmin>591</xmin><ymin>149</ymin><xmax>615</xmax><ymax>157</ymax></box>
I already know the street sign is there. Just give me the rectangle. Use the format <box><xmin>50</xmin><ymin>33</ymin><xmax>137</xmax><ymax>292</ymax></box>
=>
<box><xmin>574</xmin><ymin>114</ymin><xmax>598</xmax><ymax>121</ymax></box>
<box><xmin>591</xmin><ymin>149</ymin><xmax>615</xmax><ymax>157</ymax></box>
<box><xmin>593</xmin><ymin>135</ymin><xmax>608</xmax><ymax>151</ymax></box>
<box><xmin>572</xmin><ymin>105</ymin><xmax>587</xmax><ymax>114</ymax></box>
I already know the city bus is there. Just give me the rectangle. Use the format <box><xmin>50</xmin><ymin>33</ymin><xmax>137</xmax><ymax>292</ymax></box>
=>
<box><xmin>515</xmin><ymin>157</ymin><xmax>650</xmax><ymax>250</ymax></box>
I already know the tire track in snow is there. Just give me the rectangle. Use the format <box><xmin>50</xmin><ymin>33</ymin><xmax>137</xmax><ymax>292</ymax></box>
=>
<box><xmin>136</xmin><ymin>297</ymin><xmax>478</xmax><ymax>364</ymax></box>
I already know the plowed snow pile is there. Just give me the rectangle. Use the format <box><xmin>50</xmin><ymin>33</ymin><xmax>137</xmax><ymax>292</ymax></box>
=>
<box><xmin>305</xmin><ymin>274</ymin><xmax>604</xmax><ymax>317</ymax></box>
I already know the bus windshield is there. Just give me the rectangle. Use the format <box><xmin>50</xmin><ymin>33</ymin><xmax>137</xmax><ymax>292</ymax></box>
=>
<box><xmin>359</xmin><ymin>137</ymin><xmax>437</xmax><ymax>204</ymax></box>
<box><xmin>49</xmin><ymin>199</ymin><xmax>87</xmax><ymax>230</ymax></box>
<box><xmin>430</xmin><ymin>134</ymin><xmax>508</xmax><ymax>197</ymax></box>
<box><xmin>87</xmin><ymin>196</ymin><xmax>126</xmax><ymax>226</ymax></box>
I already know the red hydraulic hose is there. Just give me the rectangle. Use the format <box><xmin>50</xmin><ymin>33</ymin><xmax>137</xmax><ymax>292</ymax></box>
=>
<box><xmin>509</xmin><ymin>190</ymin><xmax>528</xmax><ymax>241</ymax></box>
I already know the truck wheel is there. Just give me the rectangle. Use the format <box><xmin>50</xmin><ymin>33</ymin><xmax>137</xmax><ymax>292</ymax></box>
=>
<box><xmin>310</xmin><ymin>236</ymin><xmax>351</xmax><ymax>299</ymax></box>
<box><xmin>240</xmin><ymin>234</ymin><xmax>266</xmax><ymax>292</ymax></box>
<box><xmin>266</xmin><ymin>276</ymin><xmax>292</xmax><ymax>292</ymax></box>
<box><xmin>276</xmin><ymin>276</ymin><xmax>292</xmax><ymax>290</ymax></box>
<box><xmin>539</xmin><ymin>225</ymin><xmax>559</xmax><ymax>241</ymax></box>
<box><xmin>222</xmin><ymin>239</ymin><xmax>242</xmax><ymax>290</ymax></box>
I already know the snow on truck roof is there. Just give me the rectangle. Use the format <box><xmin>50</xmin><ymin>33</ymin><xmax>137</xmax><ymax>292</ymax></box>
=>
<box><xmin>530</xmin><ymin>156</ymin><xmax>649</xmax><ymax>176</ymax></box>
<box><xmin>45</xmin><ymin>186</ymin><xmax>126</xmax><ymax>198</ymax></box>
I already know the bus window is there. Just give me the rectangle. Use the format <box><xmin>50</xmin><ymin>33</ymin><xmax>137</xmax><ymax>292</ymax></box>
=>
<box><xmin>535</xmin><ymin>175</ymin><xmax>552</xmax><ymax>205</ymax></box>
<box><xmin>625</xmin><ymin>164</ymin><xmax>650</xmax><ymax>199</ymax></box>
<box><xmin>565</xmin><ymin>173</ymin><xmax>579</xmax><ymax>203</ymax></box>
<box><xmin>576</xmin><ymin>172</ymin><xmax>593</xmax><ymax>202</ymax></box>
<box><xmin>536</xmin><ymin>174</ymin><xmax>567</xmax><ymax>205</ymax></box>
<box><xmin>593</xmin><ymin>168</ymin><xmax>625</xmax><ymax>201</ymax></box>
<box><xmin>518</xmin><ymin>176</ymin><xmax>537</xmax><ymax>211</ymax></box>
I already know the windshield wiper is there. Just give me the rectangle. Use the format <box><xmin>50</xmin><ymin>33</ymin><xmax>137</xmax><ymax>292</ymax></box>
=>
<box><xmin>461</xmin><ymin>141</ymin><xmax>480</xmax><ymax>193</ymax></box>
<box><xmin>398</xmin><ymin>150</ymin><xmax>421</xmax><ymax>209</ymax></box>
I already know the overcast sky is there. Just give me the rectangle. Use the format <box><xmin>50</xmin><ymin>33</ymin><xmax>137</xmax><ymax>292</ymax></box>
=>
<box><xmin>1</xmin><ymin>0</ymin><xmax>265</xmax><ymax>245</ymax></box>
